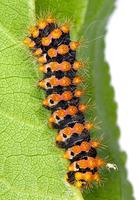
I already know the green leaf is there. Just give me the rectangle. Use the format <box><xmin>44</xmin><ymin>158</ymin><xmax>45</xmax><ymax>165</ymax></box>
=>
<box><xmin>0</xmin><ymin>0</ymin><xmax>134</xmax><ymax>200</ymax></box>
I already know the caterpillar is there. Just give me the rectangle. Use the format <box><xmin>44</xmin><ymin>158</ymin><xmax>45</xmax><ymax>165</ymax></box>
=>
<box><xmin>24</xmin><ymin>16</ymin><xmax>116</xmax><ymax>189</ymax></box>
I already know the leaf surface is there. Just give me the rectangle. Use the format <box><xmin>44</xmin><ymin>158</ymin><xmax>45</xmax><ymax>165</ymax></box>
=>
<box><xmin>0</xmin><ymin>0</ymin><xmax>134</xmax><ymax>200</ymax></box>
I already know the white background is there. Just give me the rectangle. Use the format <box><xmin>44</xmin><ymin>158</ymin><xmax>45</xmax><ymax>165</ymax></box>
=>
<box><xmin>106</xmin><ymin>0</ymin><xmax>139</xmax><ymax>199</ymax></box>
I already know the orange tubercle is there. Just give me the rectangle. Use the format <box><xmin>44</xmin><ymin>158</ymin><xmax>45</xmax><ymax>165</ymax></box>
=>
<box><xmin>37</xmin><ymin>19</ymin><xmax>48</xmax><ymax>29</ymax></box>
<box><xmin>33</xmin><ymin>48</ymin><xmax>42</xmax><ymax>56</ymax></box>
<box><xmin>67</xmin><ymin>106</ymin><xmax>78</xmax><ymax>115</ymax></box>
<box><xmin>84</xmin><ymin>122</ymin><xmax>93</xmax><ymax>130</ymax></box>
<box><xmin>23</xmin><ymin>37</ymin><xmax>35</xmax><ymax>48</ymax></box>
<box><xmin>43</xmin><ymin>99</ymin><xmax>49</xmax><ymax>106</ymax></box>
<box><xmin>72</xmin><ymin>145</ymin><xmax>80</xmax><ymax>154</ymax></box>
<box><xmin>49</xmin><ymin>116</ymin><xmax>55</xmax><ymax>123</ymax></box>
<box><xmin>60</xmin><ymin>23</ymin><xmax>70</xmax><ymax>33</ymax></box>
<box><xmin>84</xmin><ymin>172</ymin><xmax>93</xmax><ymax>182</ymax></box>
<box><xmin>48</xmin><ymin>48</ymin><xmax>57</xmax><ymax>58</ymax></box>
<box><xmin>57</xmin><ymin>44</ymin><xmax>69</xmax><ymax>55</ymax></box>
<box><xmin>64</xmin><ymin>151</ymin><xmax>70</xmax><ymax>159</ymax></box>
<box><xmin>62</xmin><ymin>127</ymin><xmax>72</xmax><ymax>135</ymax></box>
<box><xmin>52</xmin><ymin>94</ymin><xmax>60</xmax><ymax>101</ymax></box>
<box><xmin>93</xmin><ymin>172</ymin><xmax>101</xmax><ymax>182</ymax></box>
<box><xmin>38</xmin><ymin>55</ymin><xmax>47</xmax><ymax>63</ymax></box>
<box><xmin>81</xmin><ymin>141</ymin><xmax>90</xmax><ymax>152</ymax></box>
<box><xmin>29</xmin><ymin>26</ymin><xmax>39</xmax><ymax>38</ymax></box>
<box><xmin>60</xmin><ymin>77</ymin><xmax>71</xmax><ymax>86</ymax></box>
<box><xmin>28</xmin><ymin>41</ymin><xmax>35</xmax><ymax>48</ymax></box>
<box><xmin>39</xmin><ymin>65</ymin><xmax>45</xmax><ymax>72</ymax></box>
<box><xmin>95</xmin><ymin>157</ymin><xmax>105</xmax><ymax>167</ymax></box>
<box><xmin>50</xmin><ymin>62</ymin><xmax>58</xmax><ymax>71</ymax></box>
<box><xmin>50</xmin><ymin>77</ymin><xmax>58</xmax><ymax>86</ymax></box>
<box><xmin>68</xmin><ymin>163</ymin><xmax>74</xmax><ymax>171</ymax></box>
<box><xmin>78</xmin><ymin>159</ymin><xmax>89</xmax><ymax>169</ymax></box>
<box><xmin>62</xmin><ymin>91</ymin><xmax>73</xmax><ymax>101</ymax></box>
<box><xmin>56</xmin><ymin>134</ymin><xmax>63</xmax><ymax>142</ymax></box>
<box><xmin>56</xmin><ymin>109</ymin><xmax>66</xmax><ymax>118</ymax></box>
<box><xmin>74</xmin><ymin>123</ymin><xmax>84</xmax><ymax>133</ymax></box>
<box><xmin>73</xmin><ymin>76</ymin><xmax>82</xmax><ymax>85</ymax></box>
<box><xmin>46</xmin><ymin>16</ymin><xmax>56</xmax><ymax>24</ymax></box>
<box><xmin>23</xmin><ymin>37</ymin><xmax>31</xmax><ymax>45</ymax></box>
<box><xmin>74</xmin><ymin>89</ymin><xmax>84</xmax><ymax>97</ymax></box>
<box><xmin>75</xmin><ymin>172</ymin><xmax>83</xmax><ymax>181</ymax></box>
<box><xmin>70</xmin><ymin>41</ymin><xmax>80</xmax><ymax>51</ymax></box>
<box><xmin>41</xmin><ymin>36</ymin><xmax>52</xmax><ymax>46</ymax></box>
<box><xmin>78</xmin><ymin>104</ymin><xmax>87</xmax><ymax>112</ymax></box>
<box><xmin>51</xmin><ymin>28</ymin><xmax>62</xmax><ymax>39</ymax></box>
<box><xmin>75</xmin><ymin>181</ymin><xmax>84</xmax><ymax>189</ymax></box>
<box><xmin>38</xmin><ymin>80</ymin><xmax>45</xmax><ymax>88</ymax></box>
<box><xmin>73</xmin><ymin>61</ymin><xmax>83</xmax><ymax>70</ymax></box>
<box><xmin>61</xmin><ymin>61</ymin><xmax>71</xmax><ymax>71</ymax></box>
<box><xmin>91</xmin><ymin>140</ymin><xmax>101</xmax><ymax>148</ymax></box>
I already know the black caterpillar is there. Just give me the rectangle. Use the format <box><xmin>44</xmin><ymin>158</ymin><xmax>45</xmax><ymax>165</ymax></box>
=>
<box><xmin>24</xmin><ymin>16</ymin><xmax>107</xmax><ymax>189</ymax></box>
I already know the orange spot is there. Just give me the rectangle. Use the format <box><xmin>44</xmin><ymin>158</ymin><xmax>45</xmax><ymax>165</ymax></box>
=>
<box><xmin>43</xmin><ymin>99</ymin><xmax>49</xmax><ymax>106</ymax></box>
<box><xmin>33</xmin><ymin>48</ymin><xmax>42</xmax><ymax>56</ymax></box>
<box><xmin>23</xmin><ymin>37</ymin><xmax>32</xmax><ymax>46</ymax></box>
<box><xmin>23</xmin><ymin>37</ymin><xmax>35</xmax><ymax>48</ymax></box>
<box><xmin>67</xmin><ymin>106</ymin><xmax>78</xmax><ymax>115</ymax></box>
<box><xmin>63</xmin><ymin>127</ymin><xmax>72</xmax><ymax>135</ymax></box>
<box><xmin>56</xmin><ymin>109</ymin><xmax>65</xmax><ymax>118</ymax></box>
<box><xmin>41</xmin><ymin>37</ymin><xmax>52</xmax><ymax>46</ymax></box>
<box><xmin>68</xmin><ymin>163</ymin><xmax>74</xmax><ymax>171</ymax></box>
<box><xmin>81</xmin><ymin>141</ymin><xmax>90</xmax><ymax>152</ymax></box>
<box><xmin>38</xmin><ymin>55</ymin><xmax>47</xmax><ymax>63</ymax></box>
<box><xmin>49</xmin><ymin>116</ymin><xmax>55</xmax><ymax>123</ymax></box>
<box><xmin>84</xmin><ymin>122</ymin><xmax>93</xmax><ymax>130</ymax></box>
<box><xmin>78</xmin><ymin>104</ymin><xmax>87</xmax><ymax>112</ymax></box>
<box><xmin>62</xmin><ymin>91</ymin><xmax>72</xmax><ymax>101</ymax></box>
<box><xmin>39</xmin><ymin>65</ymin><xmax>45</xmax><ymax>72</ymax></box>
<box><xmin>60</xmin><ymin>24</ymin><xmax>69</xmax><ymax>33</ymax></box>
<box><xmin>57</xmin><ymin>44</ymin><xmax>69</xmax><ymax>55</ymax></box>
<box><xmin>73</xmin><ymin>76</ymin><xmax>82</xmax><ymax>85</ymax></box>
<box><xmin>91</xmin><ymin>140</ymin><xmax>101</xmax><ymax>148</ymax></box>
<box><xmin>29</xmin><ymin>27</ymin><xmax>39</xmax><ymax>38</ymax></box>
<box><xmin>50</xmin><ymin>77</ymin><xmax>57</xmax><ymax>86</ymax></box>
<box><xmin>46</xmin><ymin>16</ymin><xmax>56</xmax><ymax>24</ymax></box>
<box><xmin>74</xmin><ymin>123</ymin><xmax>84</xmax><ymax>133</ymax></box>
<box><xmin>73</xmin><ymin>61</ymin><xmax>83</xmax><ymax>70</ymax></box>
<box><xmin>79</xmin><ymin>160</ymin><xmax>88</xmax><ymax>169</ymax></box>
<box><xmin>51</xmin><ymin>28</ymin><xmax>62</xmax><ymax>39</ymax></box>
<box><xmin>74</xmin><ymin>89</ymin><xmax>83</xmax><ymax>97</ymax></box>
<box><xmin>60</xmin><ymin>77</ymin><xmax>71</xmax><ymax>86</ymax></box>
<box><xmin>38</xmin><ymin>80</ymin><xmax>45</xmax><ymax>88</ymax></box>
<box><xmin>51</xmin><ymin>62</ymin><xmax>59</xmax><ymax>71</ymax></box>
<box><xmin>52</xmin><ymin>94</ymin><xmax>60</xmax><ymax>101</ymax></box>
<box><xmin>28</xmin><ymin>41</ymin><xmax>35</xmax><ymax>48</ymax></box>
<box><xmin>93</xmin><ymin>172</ymin><xmax>100</xmax><ymax>182</ymax></box>
<box><xmin>75</xmin><ymin>181</ymin><xmax>84</xmax><ymax>189</ymax></box>
<box><xmin>48</xmin><ymin>48</ymin><xmax>57</xmax><ymax>58</ymax></box>
<box><xmin>56</xmin><ymin>134</ymin><xmax>62</xmax><ymax>142</ymax></box>
<box><xmin>70</xmin><ymin>41</ymin><xmax>80</xmax><ymax>51</ymax></box>
<box><xmin>75</xmin><ymin>172</ymin><xmax>83</xmax><ymax>181</ymax></box>
<box><xmin>64</xmin><ymin>151</ymin><xmax>70</xmax><ymax>159</ymax></box>
<box><xmin>72</xmin><ymin>145</ymin><xmax>80</xmax><ymax>154</ymax></box>
<box><xmin>96</xmin><ymin>158</ymin><xmax>105</xmax><ymax>167</ymax></box>
<box><xmin>84</xmin><ymin>172</ymin><xmax>93</xmax><ymax>182</ymax></box>
<box><xmin>61</xmin><ymin>61</ymin><xmax>71</xmax><ymax>71</ymax></box>
<box><xmin>37</xmin><ymin>19</ymin><xmax>47</xmax><ymax>29</ymax></box>
<box><xmin>88</xmin><ymin>159</ymin><xmax>95</xmax><ymax>168</ymax></box>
